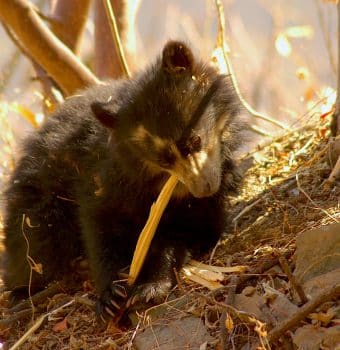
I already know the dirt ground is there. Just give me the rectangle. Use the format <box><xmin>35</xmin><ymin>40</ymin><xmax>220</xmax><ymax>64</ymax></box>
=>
<box><xmin>0</xmin><ymin>121</ymin><xmax>339</xmax><ymax>349</ymax></box>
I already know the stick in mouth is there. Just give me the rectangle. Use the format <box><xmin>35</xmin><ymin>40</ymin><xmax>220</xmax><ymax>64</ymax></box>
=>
<box><xmin>128</xmin><ymin>175</ymin><xmax>179</xmax><ymax>285</ymax></box>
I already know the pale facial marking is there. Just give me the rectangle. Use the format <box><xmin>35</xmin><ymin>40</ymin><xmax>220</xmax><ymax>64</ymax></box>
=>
<box><xmin>188</xmin><ymin>150</ymin><xmax>208</xmax><ymax>176</ymax></box>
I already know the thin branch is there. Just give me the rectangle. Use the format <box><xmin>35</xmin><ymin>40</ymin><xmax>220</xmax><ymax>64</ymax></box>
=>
<box><xmin>103</xmin><ymin>0</ymin><xmax>131</xmax><ymax>78</ymax></box>
<box><xmin>331</xmin><ymin>1</ymin><xmax>340</xmax><ymax>136</ymax></box>
<box><xmin>250</xmin><ymin>124</ymin><xmax>275</xmax><ymax>137</ymax></box>
<box><xmin>296</xmin><ymin>172</ymin><xmax>339</xmax><ymax>223</ymax></box>
<box><xmin>9</xmin><ymin>298</ymin><xmax>76</xmax><ymax>350</ymax></box>
<box><xmin>278</xmin><ymin>256</ymin><xmax>308</xmax><ymax>305</ymax></box>
<box><xmin>214</xmin><ymin>0</ymin><xmax>289</xmax><ymax>132</ymax></box>
<box><xmin>337</xmin><ymin>1</ymin><xmax>340</xmax><ymax>134</ymax></box>
<box><xmin>50</xmin><ymin>0</ymin><xmax>91</xmax><ymax>54</ymax></box>
<box><xmin>0</xmin><ymin>309</ymin><xmax>33</xmax><ymax>328</ymax></box>
<box><xmin>7</xmin><ymin>281</ymin><xmax>65</xmax><ymax>314</ymax></box>
<box><xmin>32</xmin><ymin>0</ymin><xmax>92</xmax><ymax>108</ymax></box>
<box><xmin>94</xmin><ymin>0</ymin><xmax>125</xmax><ymax>78</ymax></box>
<box><xmin>268</xmin><ymin>284</ymin><xmax>340</xmax><ymax>343</ymax></box>
<box><xmin>232</xmin><ymin>198</ymin><xmax>262</xmax><ymax>225</ymax></box>
<box><xmin>0</xmin><ymin>0</ymin><xmax>99</xmax><ymax>96</ymax></box>
<box><xmin>314</xmin><ymin>0</ymin><xmax>336</xmax><ymax>75</ymax></box>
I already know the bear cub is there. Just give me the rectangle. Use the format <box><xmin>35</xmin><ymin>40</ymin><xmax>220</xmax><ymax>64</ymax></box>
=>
<box><xmin>3</xmin><ymin>41</ymin><xmax>244</xmax><ymax>319</ymax></box>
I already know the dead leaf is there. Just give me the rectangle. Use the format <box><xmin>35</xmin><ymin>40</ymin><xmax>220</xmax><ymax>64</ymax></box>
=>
<box><xmin>25</xmin><ymin>216</ymin><xmax>39</xmax><ymax>228</ymax></box>
<box><xmin>52</xmin><ymin>317</ymin><xmax>68</xmax><ymax>332</ymax></box>
<box><xmin>309</xmin><ymin>307</ymin><xmax>337</xmax><ymax>326</ymax></box>
<box><xmin>32</xmin><ymin>262</ymin><xmax>43</xmax><ymax>274</ymax></box>
<box><xmin>320</xmin><ymin>107</ymin><xmax>334</xmax><ymax>120</ymax></box>
<box><xmin>225</xmin><ymin>313</ymin><xmax>234</xmax><ymax>332</ymax></box>
<box><xmin>182</xmin><ymin>267</ymin><xmax>223</xmax><ymax>290</ymax></box>
<box><xmin>293</xmin><ymin>324</ymin><xmax>340</xmax><ymax>350</ymax></box>
<box><xmin>188</xmin><ymin>260</ymin><xmax>247</xmax><ymax>274</ymax></box>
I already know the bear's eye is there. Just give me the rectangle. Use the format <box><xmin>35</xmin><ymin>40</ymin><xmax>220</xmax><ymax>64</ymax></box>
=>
<box><xmin>158</xmin><ymin>150</ymin><xmax>176</xmax><ymax>168</ymax></box>
<box><xmin>189</xmin><ymin>134</ymin><xmax>201</xmax><ymax>153</ymax></box>
<box><xmin>177</xmin><ymin>134</ymin><xmax>202</xmax><ymax>157</ymax></box>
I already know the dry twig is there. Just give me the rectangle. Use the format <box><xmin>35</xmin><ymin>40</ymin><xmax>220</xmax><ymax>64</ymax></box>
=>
<box><xmin>314</xmin><ymin>0</ymin><xmax>336</xmax><ymax>74</ymax></box>
<box><xmin>278</xmin><ymin>256</ymin><xmax>308</xmax><ymax>305</ymax></box>
<box><xmin>214</xmin><ymin>0</ymin><xmax>289</xmax><ymax>133</ymax></box>
<box><xmin>331</xmin><ymin>0</ymin><xmax>340</xmax><ymax>136</ymax></box>
<box><xmin>6</xmin><ymin>282</ymin><xmax>65</xmax><ymax>314</ymax></box>
<box><xmin>103</xmin><ymin>0</ymin><xmax>131</xmax><ymax>78</ymax></box>
<box><xmin>9</xmin><ymin>298</ymin><xmax>76</xmax><ymax>350</ymax></box>
<box><xmin>296</xmin><ymin>172</ymin><xmax>339</xmax><ymax>223</ymax></box>
<box><xmin>0</xmin><ymin>309</ymin><xmax>33</xmax><ymax>328</ymax></box>
<box><xmin>267</xmin><ymin>284</ymin><xmax>340</xmax><ymax>343</ymax></box>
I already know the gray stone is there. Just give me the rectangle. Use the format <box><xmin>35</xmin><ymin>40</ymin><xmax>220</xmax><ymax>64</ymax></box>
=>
<box><xmin>133</xmin><ymin>316</ymin><xmax>213</xmax><ymax>350</ymax></box>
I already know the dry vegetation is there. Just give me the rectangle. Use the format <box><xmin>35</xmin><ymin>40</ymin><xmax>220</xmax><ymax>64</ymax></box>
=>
<box><xmin>0</xmin><ymin>106</ymin><xmax>339</xmax><ymax>349</ymax></box>
<box><xmin>0</xmin><ymin>0</ymin><xmax>339</xmax><ymax>349</ymax></box>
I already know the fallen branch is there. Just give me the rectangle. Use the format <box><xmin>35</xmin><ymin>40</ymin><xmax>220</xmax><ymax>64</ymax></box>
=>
<box><xmin>296</xmin><ymin>172</ymin><xmax>339</xmax><ymax>223</ymax></box>
<box><xmin>268</xmin><ymin>284</ymin><xmax>340</xmax><ymax>343</ymax></box>
<box><xmin>278</xmin><ymin>256</ymin><xmax>308</xmax><ymax>305</ymax></box>
<box><xmin>0</xmin><ymin>309</ymin><xmax>33</xmax><ymax>328</ymax></box>
<box><xmin>9</xmin><ymin>298</ymin><xmax>76</xmax><ymax>350</ymax></box>
<box><xmin>0</xmin><ymin>0</ymin><xmax>99</xmax><ymax>96</ymax></box>
<box><xmin>6</xmin><ymin>281</ymin><xmax>66</xmax><ymax>314</ymax></box>
<box><xmin>232</xmin><ymin>198</ymin><xmax>262</xmax><ymax>226</ymax></box>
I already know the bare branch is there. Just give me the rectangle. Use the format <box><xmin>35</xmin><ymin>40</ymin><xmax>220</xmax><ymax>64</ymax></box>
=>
<box><xmin>214</xmin><ymin>0</ymin><xmax>289</xmax><ymax>133</ymax></box>
<box><xmin>337</xmin><ymin>2</ymin><xmax>340</xmax><ymax>131</ymax></box>
<box><xmin>94</xmin><ymin>0</ymin><xmax>124</xmax><ymax>78</ymax></box>
<box><xmin>102</xmin><ymin>0</ymin><xmax>131</xmax><ymax>78</ymax></box>
<box><xmin>335</xmin><ymin>1</ymin><xmax>340</xmax><ymax>135</ymax></box>
<box><xmin>0</xmin><ymin>0</ymin><xmax>99</xmax><ymax>96</ymax></box>
<box><xmin>50</xmin><ymin>0</ymin><xmax>91</xmax><ymax>54</ymax></box>
<box><xmin>314</xmin><ymin>0</ymin><xmax>337</xmax><ymax>75</ymax></box>
<box><xmin>33</xmin><ymin>0</ymin><xmax>92</xmax><ymax>108</ymax></box>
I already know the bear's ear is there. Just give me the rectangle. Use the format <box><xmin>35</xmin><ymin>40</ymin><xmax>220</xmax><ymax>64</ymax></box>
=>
<box><xmin>91</xmin><ymin>101</ymin><xmax>117</xmax><ymax>129</ymax></box>
<box><xmin>162</xmin><ymin>41</ymin><xmax>194</xmax><ymax>74</ymax></box>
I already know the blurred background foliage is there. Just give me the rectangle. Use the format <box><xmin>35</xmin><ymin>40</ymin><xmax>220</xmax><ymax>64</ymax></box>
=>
<box><xmin>0</xmin><ymin>0</ymin><xmax>337</xmax><ymax>187</ymax></box>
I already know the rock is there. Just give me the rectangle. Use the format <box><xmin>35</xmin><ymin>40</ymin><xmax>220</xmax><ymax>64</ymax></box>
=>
<box><xmin>302</xmin><ymin>268</ymin><xmax>340</xmax><ymax>299</ymax></box>
<box><xmin>133</xmin><ymin>316</ymin><xmax>213</xmax><ymax>350</ymax></box>
<box><xmin>294</xmin><ymin>223</ymin><xmax>340</xmax><ymax>284</ymax></box>
<box><xmin>234</xmin><ymin>293</ymin><xmax>267</xmax><ymax>321</ymax></box>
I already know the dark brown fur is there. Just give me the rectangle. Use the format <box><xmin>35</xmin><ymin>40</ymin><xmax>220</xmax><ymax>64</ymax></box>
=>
<box><xmin>3</xmin><ymin>41</ymin><xmax>244</xmax><ymax>318</ymax></box>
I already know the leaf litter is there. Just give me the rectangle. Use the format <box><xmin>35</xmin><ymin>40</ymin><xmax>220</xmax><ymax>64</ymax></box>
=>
<box><xmin>0</xmin><ymin>111</ymin><xmax>339</xmax><ymax>349</ymax></box>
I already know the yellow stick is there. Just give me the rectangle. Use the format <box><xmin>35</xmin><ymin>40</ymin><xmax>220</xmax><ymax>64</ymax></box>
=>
<box><xmin>128</xmin><ymin>175</ymin><xmax>178</xmax><ymax>285</ymax></box>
